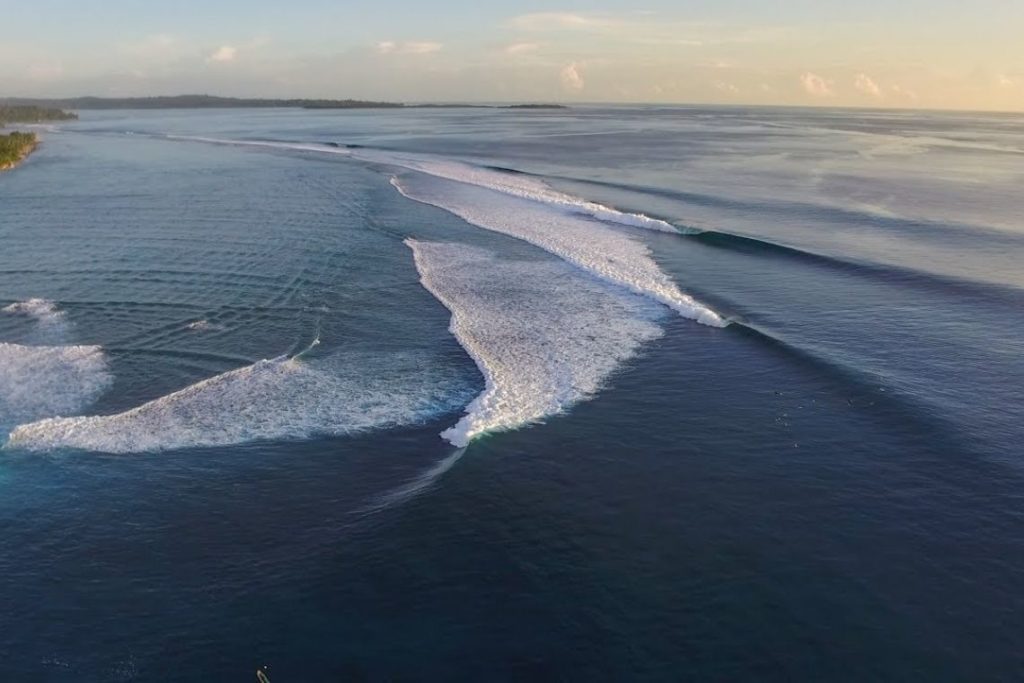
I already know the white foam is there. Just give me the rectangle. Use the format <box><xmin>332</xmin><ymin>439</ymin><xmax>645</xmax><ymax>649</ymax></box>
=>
<box><xmin>369</xmin><ymin>153</ymin><xmax>681</xmax><ymax>233</ymax></box>
<box><xmin>185</xmin><ymin>319</ymin><xmax>224</xmax><ymax>332</ymax></box>
<box><xmin>408</xmin><ymin>240</ymin><xmax>664</xmax><ymax>446</ymax></box>
<box><xmin>6</xmin><ymin>351</ymin><xmax>471</xmax><ymax>454</ymax></box>
<box><xmin>2</xmin><ymin>298</ymin><xmax>65</xmax><ymax>325</ymax></box>
<box><xmin>396</xmin><ymin>175</ymin><xmax>726</xmax><ymax>327</ymax></box>
<box><xmin>0</xmin><ymin>343</ymin><xmax>112</xmax><ymax>426</ymax></box>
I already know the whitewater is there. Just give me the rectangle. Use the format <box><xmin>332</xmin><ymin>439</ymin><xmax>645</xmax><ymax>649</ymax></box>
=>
<box><xmin>408</xmin><ymin>240</ymin><xmax>663</xmax><ymax>446</ymax></box>
<box><xmin>0</xmin><ymin>299</ymin><xmax>112</xmax><ymax>427</ymax></box>
<box><xmin>6</xmin><ymin>349</ymin><xmax>474</xmax><ymax>453</ymax></box>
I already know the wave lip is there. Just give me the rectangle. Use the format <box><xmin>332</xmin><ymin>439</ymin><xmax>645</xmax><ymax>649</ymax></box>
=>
<box><xmin>0</xmin><ymin>343</ymin><xmax>112</xmax><ymax>426</ymax></box>
<box><xmin>408</xmin><ymin>239</ymin><xmax>664</xmax><ymax>447</ymax></box>
<box><xmin>6</xmin><ymin>350</ymin><xmax>472</xmax><ymax>454</ymax></box>
<box><xmin>395</xmin><ymin>175</ymin><xmax>726</xmax><ymax>327</ymax></box>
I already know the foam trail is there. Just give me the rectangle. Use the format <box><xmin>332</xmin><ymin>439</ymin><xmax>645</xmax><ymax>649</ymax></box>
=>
<box><xmin>408</xmin><ymin>240</ymin><xmax>664</xmax><ymax>446</ymax></box>
<box><xmin>7</xmin><ymin>350</ymin><xmax>473</xmax><ymax>454</ymax></box>
<box><xmin>0</xmin><ymin>343</ymin><xmax>112</xmax><ymax>426</ymax></box>
<box><xmin>360</xmin><ymin>448</ymin><xmax>468</xmax><ymax>515</ymax></box>
<box><xmin>397</xmin><ymin>175</ymin><xmax>726</xmax><ymax>327</ymax></box>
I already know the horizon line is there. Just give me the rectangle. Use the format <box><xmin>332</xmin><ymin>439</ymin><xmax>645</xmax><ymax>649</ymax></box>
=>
<box><xmin>3</xmin><ymin>93</ymin><xmax>1022</xmax><ymax>116</ymax></box>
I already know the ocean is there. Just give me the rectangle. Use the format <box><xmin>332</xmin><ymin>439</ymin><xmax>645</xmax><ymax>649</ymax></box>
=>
<box><xmin>1</xmin><ymin>105</ymin><xmax>1022</xmax><ymax>680</ymax></box>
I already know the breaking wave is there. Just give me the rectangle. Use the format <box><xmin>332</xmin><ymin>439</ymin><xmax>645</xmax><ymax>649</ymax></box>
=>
<box><xmin>408</xmin><ymin>239</ymin><xmax>664</xmax><ymax>446</ymax></box>
<box><xmin>371</xmin><ymin>153</ymin><xmax>681</xmax><ymax>233</ymax></box>
<box><xmin>6</xmin><ymin>350</ymin><xmax>474</xmax><ymax>454</ymax></box>
<box><xmin>163</xmin><ymin>135</ymin><xmax>681</xmax><ymax>233</ymax></box>
<box><xmin>394</xmin><ymin>174</ymin><xmax>725</xmax><ymax>327</ymax></box>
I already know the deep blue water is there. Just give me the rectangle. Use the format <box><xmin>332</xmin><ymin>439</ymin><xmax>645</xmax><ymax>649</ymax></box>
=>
<box><xmin>1</xmin><ymin>106</ymin><xmax>1023</xmax><ymax>681</ymax></box>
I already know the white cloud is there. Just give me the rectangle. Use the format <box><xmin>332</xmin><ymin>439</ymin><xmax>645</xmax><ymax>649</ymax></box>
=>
<box><xmin>504</xmin><ymin>42</ymin><xmax>540</xmax><ymax>55</ymax></box>
<box><xmin>714</xmin><ymin>81</ymin><xmax>739</xmax><ymax>94</ymax></box>
<box><xmin>997</xmin><ymin>74</ymin><xmax>1016</xmax><ymax>88</ymax></box>
<box><xmin>560</xmin><ymin>62</ymin><xmax>585</xmax><ymax>91</ymax></box>
<box><xmin>376</xmin><ymin>41</ymin><xmax>443</xmax><ymax>55</ymax></box>
<box><xmin>800</xmin><ymin>72</ymin><xmax>833</xmax><ymax>97</ymax></box>
<box><xmin>206</xmin><ymin>46</ymin><xmax>238</xmax><ymax>64</ymax></box>
<box><xmin>855</xmin><ymin>73</ymin><xmax>882</xmax><ymax>97</ymax></box>
<box><xmin>511</xmin><ymin>13</ymin><xmax>606</xmax><ymax>32</ymax></box>
<box><xmin>509</xmin><ymin>11</ymin><xmax>790</xmax><ymax>47</ymax></box>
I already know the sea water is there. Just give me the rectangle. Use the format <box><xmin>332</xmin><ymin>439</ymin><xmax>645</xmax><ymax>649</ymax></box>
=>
<box><xmin>1</xmin><ymin>106</ymin><xmax>1022</xmax><ymax>680</ymax></box>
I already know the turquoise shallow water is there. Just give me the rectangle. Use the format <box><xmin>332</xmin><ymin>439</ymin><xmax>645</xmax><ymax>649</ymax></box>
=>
<box><xmin>1</xmin><ymin>106</ymin><xmax>1023</xmax><ymax>680</ymax></box>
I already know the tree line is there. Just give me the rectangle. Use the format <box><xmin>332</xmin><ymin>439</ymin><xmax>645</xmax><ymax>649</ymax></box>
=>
<box><xmin>0</xmin><ymin>105</ymin><xmax>78</xmax><ymax>126</ymax></box>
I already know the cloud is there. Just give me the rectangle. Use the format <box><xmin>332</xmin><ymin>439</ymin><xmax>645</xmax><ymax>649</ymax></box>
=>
<box><xmin>997</xmin><ymin>74</ymin><xmax>1016</xmax><ymax>88</ymax></box>
<box><xmin>376</xmin><ymin>41</ymin><xmax>443</xmax><ymax>55</ymax></box>
<box><xmin>206</xmin><ymin>46</ymin><xmax>238</xmax><ymax>64</ymax></box>
<box><xmin>509</xmin><ymin>11</ymin><xmax>791</xmax><ymax>48</ymax></box>
<box><xmin>560</xmin><ymin>62</ymin><xmax>585</xmax><ymax>91</ymax></box>
<box><xmin>714</xmin><ymin>81</ymin><xmax>739</xmax><ymax>95</ymax></box>
<box><xmin>800</xmin><ymin>72</ymin><xmax>833</xmax><ymax>97</ymax></box>
<box><xmin>854</xmin><ymin>73</ymin><xmax>882</xmax><ymax>97</ymax></box>
<box><xmin>511</xmin><ymin>12</ymin><xmax>606</xmax><ymax>32</ymax></box>
<box><xmin>504</xmin><ymin>42</ymin><xmax>540</xmax><ymax>55</ymax></box>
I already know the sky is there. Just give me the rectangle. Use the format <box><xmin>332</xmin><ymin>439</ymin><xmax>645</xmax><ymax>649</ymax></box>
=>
<box><xmin>2</xmin><ymin>0</ymin><xmax>1023</xmax><ymax>111</ymax></box>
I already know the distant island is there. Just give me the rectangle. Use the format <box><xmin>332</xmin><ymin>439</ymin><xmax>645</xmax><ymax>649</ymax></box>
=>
<box><xmin>0</xmin><ymin>105</ymin><xmax>78</xmax><ymax>125</ymax></box>
<box><xmin>0</xmin><ymin>106</ymin><xmax>77</xmax><ymax>171</ymax></box>
<box><xmin>1</xmin><ymin>95</ymin><xmax>567</xmax><ymax>111</ymax></box>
